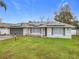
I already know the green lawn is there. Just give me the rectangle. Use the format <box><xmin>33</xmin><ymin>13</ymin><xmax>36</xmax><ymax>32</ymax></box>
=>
<box><xmin>0</xmin><ymin>36</ymin><xmax>79</xmax><ymax>59</ymax></box>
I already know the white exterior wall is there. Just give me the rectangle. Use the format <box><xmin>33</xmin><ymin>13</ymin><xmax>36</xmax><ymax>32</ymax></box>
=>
<box><xmin>23</xmin><ymin>28</ymin><xmax>29</xmax><ymax>35</ymax></box>
<box><xmin>40</xmin><ymin>28</ymin><xmax>45</xmax><ymax>36</ymax></box>
<box><xmin>23</xmin><ymin>28</ymin><xmax>45</xmax><ymax>36</ymax></box>
<box><xmin>23</xmin><ymin>27</ymin><xmax>72</xmax><ymax>38</ymax></box>
<box><xmin>47</xmin><ymin>27</ymin><xmax>51</xmax><ymax>37</ymax></box>
<box><xmin>0</xmin><ymin>28</ymin><xmax>10</xmax><ymax>35</ymax></box>
<box><xmin>47</xmin><ymin>27</ymin><xmax>72</xmax><ymax>38</ymax></box>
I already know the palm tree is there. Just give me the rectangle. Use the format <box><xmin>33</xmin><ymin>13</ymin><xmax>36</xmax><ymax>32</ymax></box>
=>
<box><xmin>0</xmin><ymin>0</ymin><xmax>7</xmax><ymax>11</ymax></box>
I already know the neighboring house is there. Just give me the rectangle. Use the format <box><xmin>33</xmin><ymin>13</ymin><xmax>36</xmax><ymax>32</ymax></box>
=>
<box><xmin>75</xmin><ymin>23</ymin><xmax>79</xmax><ymax>35</ymax></box>
<box><xmin>71</xmin><ymin>29</ymin><xmax>76</xmax><ymax>35</ymax></box>
<box><xmin>0</xmin><ymin>23</ymin><xmax>10</xmax><ymax>35</ymax></box>
<box><xmin>76</xmin><ymin>29</ymin><xmax>79</xmax><ymax>35</ymax></box>
<box><xmin>0</xmin><ymin>21</ymin><xmax>75</xmax><ymax>38</ymax></box>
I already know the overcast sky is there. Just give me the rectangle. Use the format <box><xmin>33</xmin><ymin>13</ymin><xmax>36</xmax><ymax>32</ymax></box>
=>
<box><xmin>0</xmin><ymin>0</ymin><xmax>79</xmax><ymax>23</ymax></box>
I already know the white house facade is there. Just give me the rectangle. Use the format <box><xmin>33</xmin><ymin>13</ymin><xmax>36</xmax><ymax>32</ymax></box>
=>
<box><xmin>0</xmin><ymin>21</ymin><xmax>75</xmax><ymax>38</ymax></box>
<box><xmin>22</xmin><ymin>21</ymin><xmax>75</xmax><ymax>38</ymax></box>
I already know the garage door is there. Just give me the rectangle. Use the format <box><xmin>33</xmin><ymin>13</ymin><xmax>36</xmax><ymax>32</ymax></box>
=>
<box><xmin>10</xmin><ymin>28</ymin><xmax>23</xmax><ymax>35</ymax></box>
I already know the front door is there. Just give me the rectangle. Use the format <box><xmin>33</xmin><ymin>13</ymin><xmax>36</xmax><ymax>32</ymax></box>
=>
<box><xmin>45</xmin><ymin>27</ymin><xmax>47</xmax><ymax>36</ymax></box>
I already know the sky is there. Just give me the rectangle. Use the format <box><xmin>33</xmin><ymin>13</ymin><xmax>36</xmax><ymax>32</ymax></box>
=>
<box><xmin>0</xmin><ymin>0</ymin><xmax>79</xmax><ymax>23</ymax></box>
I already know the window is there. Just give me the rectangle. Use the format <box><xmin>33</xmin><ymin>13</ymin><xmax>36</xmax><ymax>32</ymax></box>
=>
<box><xmin>31</xmin><ymin>28</ymin><xmax>41</xmax><ymax>33</ymax></box>
<box><xmin>53</xmin><ymin>27</ymin><xmax>64</xmax><ymax>35</ymax></box>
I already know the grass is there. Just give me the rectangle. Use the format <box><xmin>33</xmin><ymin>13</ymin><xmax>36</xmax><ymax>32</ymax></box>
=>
<box><xmin>0</xmin><ymin>36</ymin><xmax>79</xmax><ymax>59</ymax></box>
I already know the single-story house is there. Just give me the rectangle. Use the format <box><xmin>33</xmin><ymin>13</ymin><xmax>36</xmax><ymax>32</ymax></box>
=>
<box><xmin>0</xmin><ymin>21</ymin><xmax>75</xmax><ymax>38</ymax></box>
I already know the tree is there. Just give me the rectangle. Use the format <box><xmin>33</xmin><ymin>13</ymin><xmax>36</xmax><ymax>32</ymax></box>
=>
<box><xmin>0</xmin><ymin>0</ymin><xmax>7</xmax><ymax>11</ymax></box>
<box><xmin>73</xmin><ymin>19</ymin><xmax>79</xmax><ymax>29</ymax></box>
<box><xmin>54</xmin><ymin>3</ymin><xmax>74</xmax><ymax>25</ymax></box>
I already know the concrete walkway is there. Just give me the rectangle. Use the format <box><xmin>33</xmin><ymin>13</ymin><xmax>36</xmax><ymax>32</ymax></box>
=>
<box><xmin>0</xmin><ymin>36</ymin><xmax>13</xmax><ymax>40</ymax></box>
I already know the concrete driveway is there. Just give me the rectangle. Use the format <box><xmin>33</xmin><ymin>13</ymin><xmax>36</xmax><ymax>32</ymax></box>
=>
<box><xmin>0</xmin><ymin>36</ymin><xmax>13</xmax><ymax>40</ymax></box>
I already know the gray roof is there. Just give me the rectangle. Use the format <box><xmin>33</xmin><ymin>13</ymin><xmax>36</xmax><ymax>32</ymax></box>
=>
<box><xmin>0</xmin><ymin>23</ymin><xmax>22</xmax><ymax>28</ymax></box>
<box><xmin>0</xmin><ymin>23</ymin><xmax>11</xmax><ymax>28</ymax></box>
<box><xmin>0</xmin><ymin>21</ymin><xmax>75</xmax><ymax>28</ymax></box>
<box><xmin>20</xmin><ymin>21</ymin><xmax>75</xmax><ymax>28</ymax></box>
